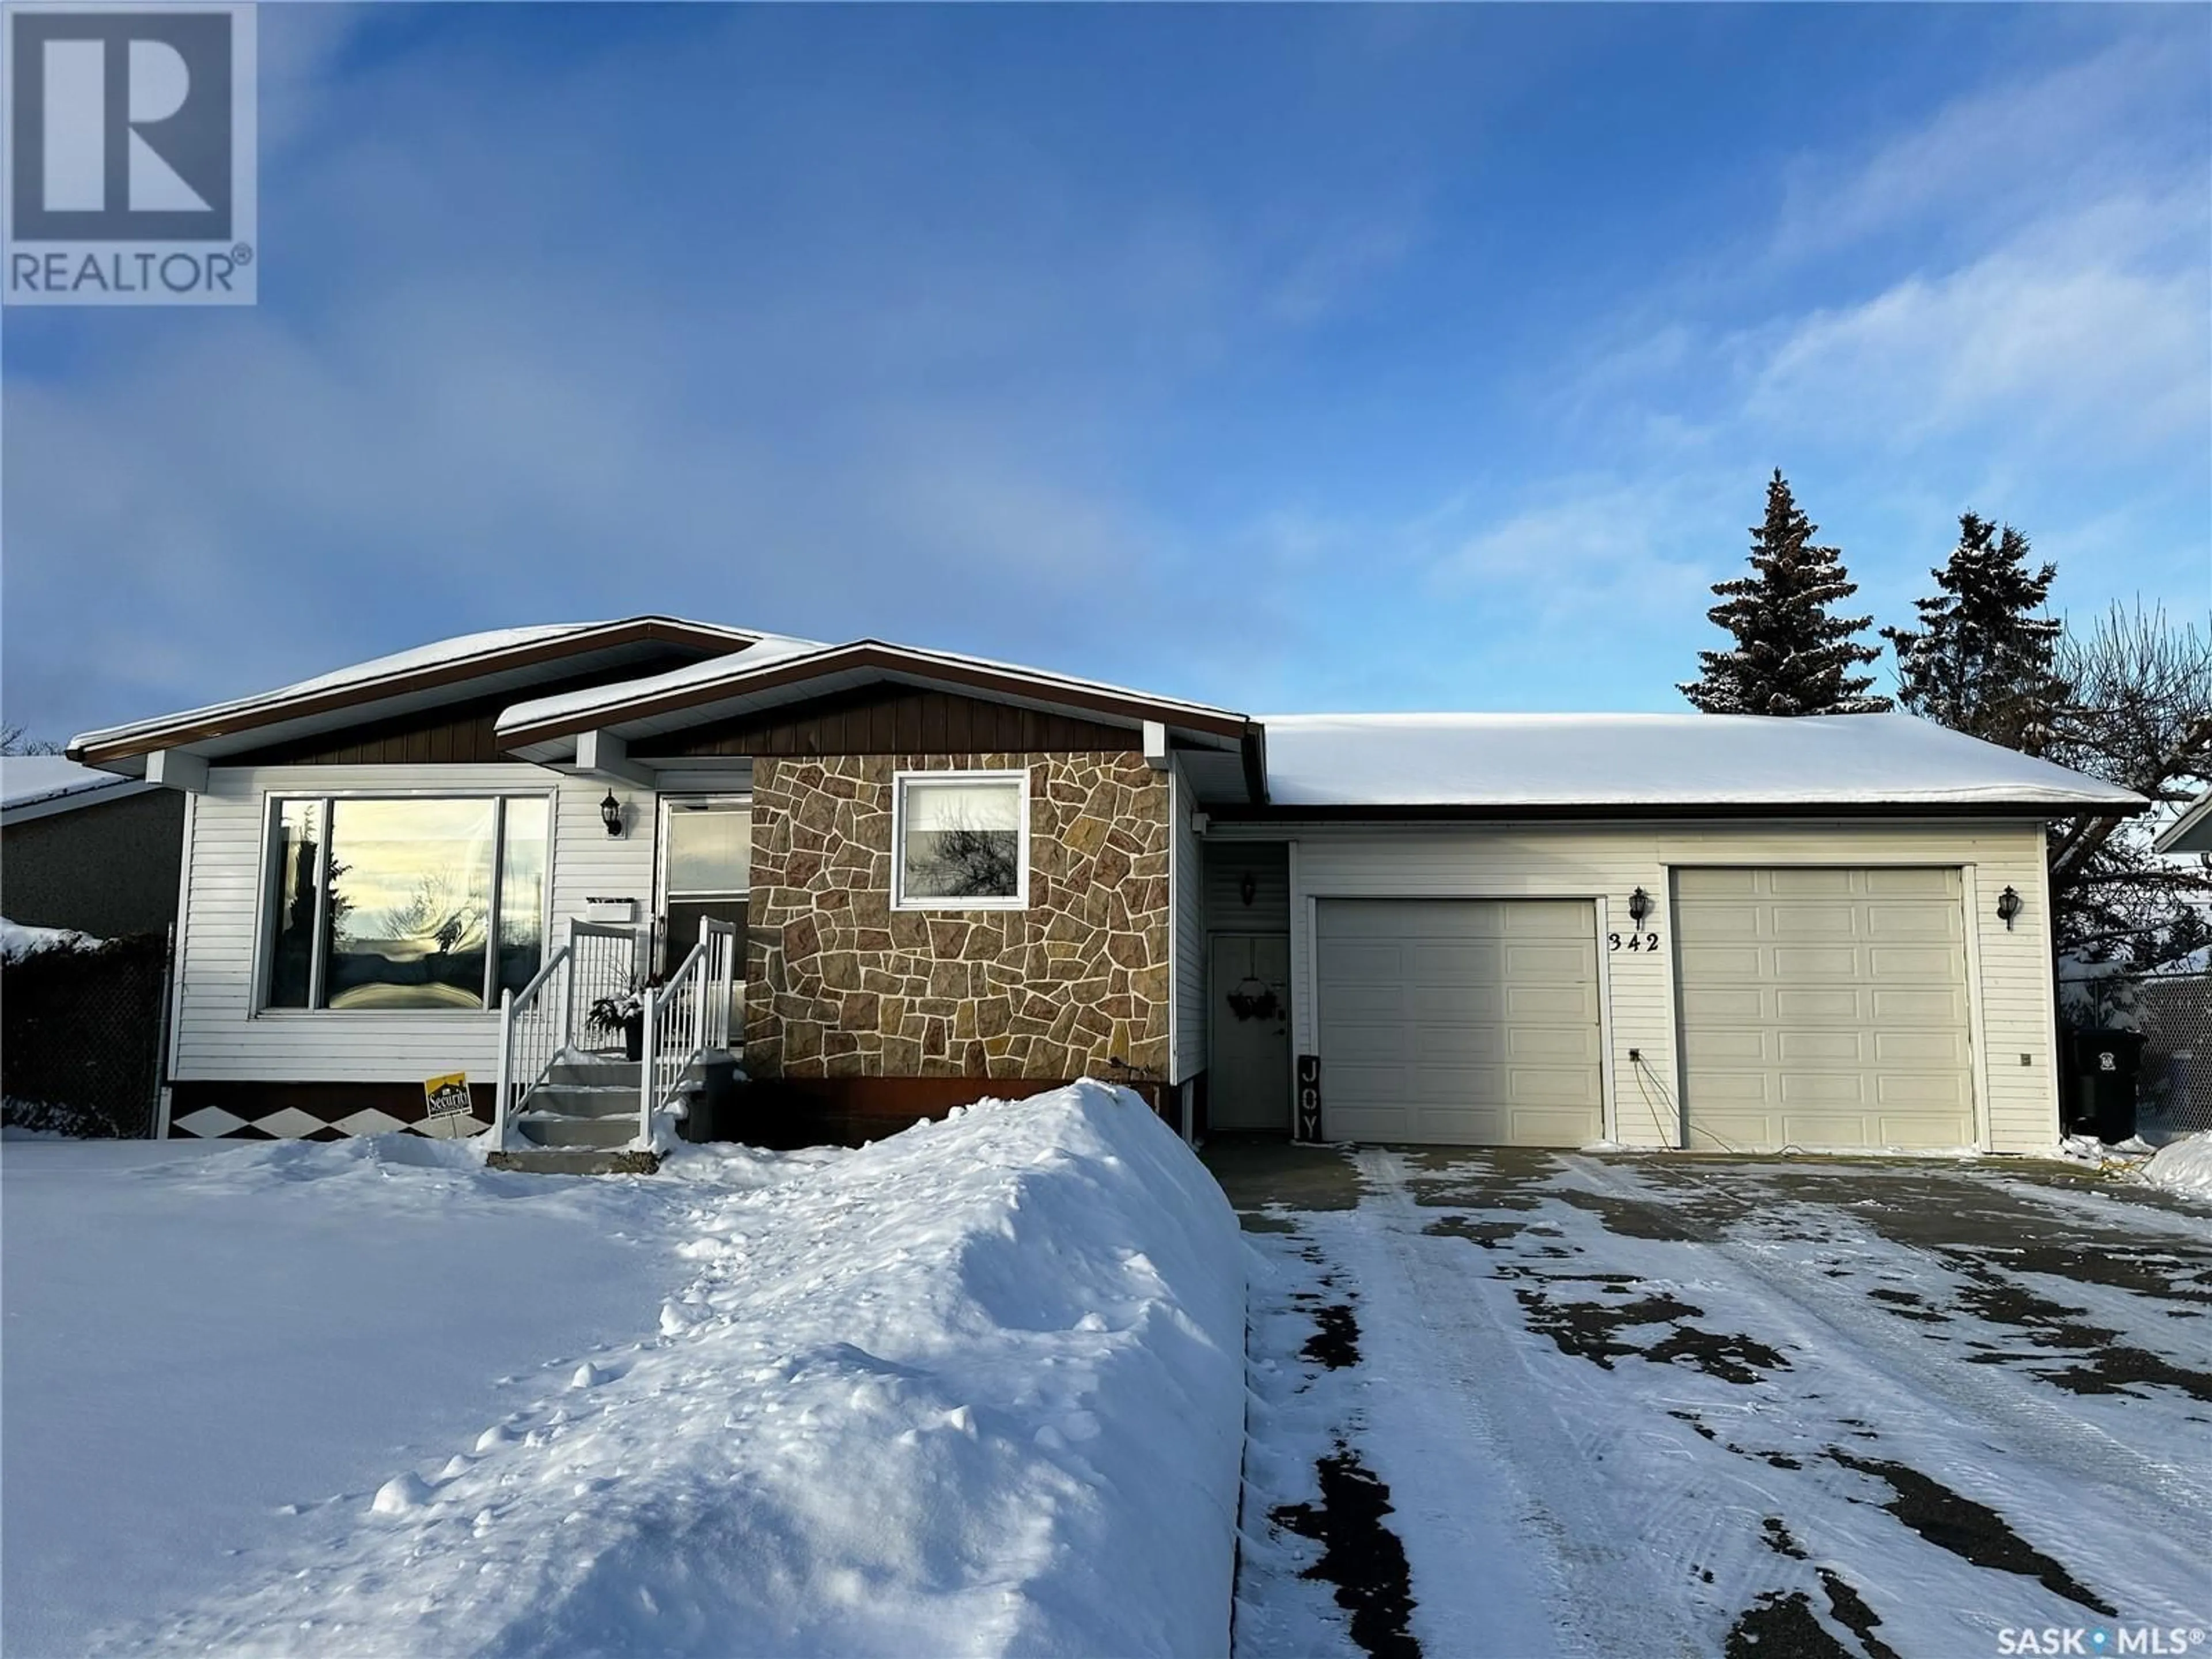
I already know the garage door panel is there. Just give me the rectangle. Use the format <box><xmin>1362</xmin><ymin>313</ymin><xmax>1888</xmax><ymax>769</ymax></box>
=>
<box><xmin>1778</xmin><ymin>1071</ymin><xmax>1869</xmax><ymax>1105</ymax></box>
<box><xmin>1504</xmin><ymin>904</ymin><xmax>1594</xmax><ymax>940</ymax></box>
<box><xmin>1319</xmin><ymin>941</ymin><xmax>1404</xmax><ymax>982</ymax></box>
<box><xmin>1868</xmin><ymin>903</ymin><xmax>1961</xmax><ymax>940</ymax></box>
<box><xmin>1317</xmin><ymin>898</ymin><xmax>1601</xmax><ymax>1147</ymax></box>
<box><xmin>1869</xmin><ymin>945</ymin><xmax>1964</xmax><ymax>979</ymax></box>
<box><xmin>1412</xmin><ymin>1023</ymin><xmax>1504</xmax><ymax>1064</ymax></box>
<box><xmin>1324</xmin><ymin>984</ymin><xmax>1403</xmax><ymax>1022</ymax></box>
<box><xmin>1676</xmin><ymin>866</ymin><xmax>1974</xmax><ymax>1153</ymax></box>
<box><xmin>1875</xmin><ymin>1073</ymin><xmax>1972</xmax><ymax>1107</ymax></box>
<box><xmin>1679</xmin><ymin>944</ymin><xmax>1766</xmax><ymax>978</ymax></box>
<box><xmin>1327</xmin><ymin>1023</ymin><xmax>1406</xmax><ymax>1064</ymax></box>
<box><xmin>1874</xmin><ymin>1029</ymin><xmax>1969</xmax><ymax>1065</ymax></box>
<box><xmin>1863</xmin><ymin>867</ymin><xmax>1959</xmax><ymax>898</ymax></box>
<box><xmin>1404</xmin><ymin>941</ymin><xmax>1502</xmax><ymax>983</ymax></box>
<box><xmin>1506</xmin><ymin>984</ymin><xmax>1598</xmax><ymax>1022</ymax></box>
<box><xmin>1773</xmin><ymin>944</ymin><xmax>1865</xmax><ymax>978</ymax></box>
<box><xmin>1680</xmin><ymin>985</ymin><xmax>1767</xmax><ymax>1021</ymax></box>
<box><xmin>1778</xmin><ymin>1031</ymin><xmax>1868</xmax><ymax>1063</ymax></box>
<box><xmin>1511</xmin><ymin>1025</ymin><xmax>1601</xmax><ymax>1061</ymax></box>
<box><xmin>1772</xmin><ymin>904</ymin><xmax>1862</xmax><ymax>938</ymax></box>
<box><xmin>1774</xmin><ymin>988</ymin><xmax>1868</xmax><ymax>1021</ymax></box>
<box><xmin>1870</xmin><ymin>987</ymin><xmax>1969</xmax><ymax>1024</ymax></box>
<box><xmin>1764</xmin><ymin>868</ymin><xmax>1858</xmax><ymax>897</ymax></box>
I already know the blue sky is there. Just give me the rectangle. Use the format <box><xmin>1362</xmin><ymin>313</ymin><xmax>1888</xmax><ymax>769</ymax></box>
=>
<box><xmin>5</xmin><ymin>3</ymin><xmax>2207</xmax><ymax>739</ymax></box>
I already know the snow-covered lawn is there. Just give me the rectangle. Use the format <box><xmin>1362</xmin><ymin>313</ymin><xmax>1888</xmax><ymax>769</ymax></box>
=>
<box><xmin>2</xmin><ymin>1083</ymin><xmax>1244</xmax><ymax>1657</ymax></box>
<box><xmin>1228</xmin><ymin>1148</ymin><xmax>2212</xmax><ymax>1658</ymax></box>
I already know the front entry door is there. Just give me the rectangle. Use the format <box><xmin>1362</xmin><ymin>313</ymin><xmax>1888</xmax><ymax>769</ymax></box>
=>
<box><xmin>657</xmin><ymin>796</ymin><xmax>751</xmax><ymax>979</ymax></box>
<box><xmin>1210</xmin><ymin>933</ymin><xmax>1291</xmax><ymax>1131</ymax></box>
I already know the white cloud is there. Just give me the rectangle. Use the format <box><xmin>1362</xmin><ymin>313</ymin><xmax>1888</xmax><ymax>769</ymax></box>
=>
<box><xmin>1743</xmin><ymin>190</ymin><xmax>2209</xmax><ymax>455</ymax></box>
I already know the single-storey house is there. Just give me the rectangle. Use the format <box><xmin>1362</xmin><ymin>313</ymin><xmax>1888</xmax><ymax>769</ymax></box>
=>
<box><xmin>66</xmin><ymin>616</ymin><xmax>2143</xmax><ymax>1160</ymax></box>
<box><xmin>2</xmin><ymin>755</ymin><xmax>184</xmax><ymax>940</ymax></box>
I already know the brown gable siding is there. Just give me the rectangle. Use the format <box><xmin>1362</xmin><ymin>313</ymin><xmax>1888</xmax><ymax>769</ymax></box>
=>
<box><xmin>230</xmin><ymin>656</ymin><xmax>710</xmax><ymax>766</ymax></box>
<box><xmin>633</xmin><ymin>684</ymin><xmax>1138</xmax><ymax>759</ymax></box>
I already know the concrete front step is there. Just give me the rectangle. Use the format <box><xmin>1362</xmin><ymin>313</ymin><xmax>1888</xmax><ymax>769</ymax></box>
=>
<box><xmin>524</xmin><ymin>1084</ymin><xmax>647</xmax><ymax>1122</ymax></box>
<box><xmin>487</xmin><ymin>1147</ymin><xmax>660</xmax><ymax>1176</ymax></box>
<box><xmin>513</xmin><ymin>1112</ymin><xmax>637</xmax><ymax>1149</ymax></box>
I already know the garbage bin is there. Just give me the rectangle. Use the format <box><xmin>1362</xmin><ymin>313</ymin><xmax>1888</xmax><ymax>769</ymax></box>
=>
<box><xmin>2066</xmin><ymin>1029</ymin><xmax>2146</xmax><ymax>1142</ymax></box>
<box><xmin>680</xmin><ymin>1056</ymin><xmax>744</xmax><ymax>1145</ymax></box>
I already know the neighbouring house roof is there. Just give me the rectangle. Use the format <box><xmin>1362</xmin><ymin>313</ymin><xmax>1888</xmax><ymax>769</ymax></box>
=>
<box><xmin>1245</xmin><ymin>712</ymin><xmax>2147</xmax><ymax>817</ymax></box>
<box><xmin>1</xmin><ymin>755</ymin><xmax>157</xmax><ymax>825</ymax></box>
<box><xmin>2153</xmin><ymin>789</ymin><xmax>2212</xmax><ymax>855</ymax></box>
<box><xmin>496</xmin><ymin>636</ymin><xmax>1259</xmax><ymax>756</ymax></box>
<box><xmin>66</xmin><ymin>617</ymin><xmax>775</xmax><ymax>771</ymax></box>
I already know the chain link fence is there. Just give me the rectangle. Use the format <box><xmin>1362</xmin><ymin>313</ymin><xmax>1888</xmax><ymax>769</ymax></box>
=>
<box><xmin>2136</xmin><ymin>972</ymin><xmax>2212</xmax><ymax>1139</ymax></box>
<box><xmin>2</xmin><ymin>932</ymin><xmax>171</xmax><ymax>1138</ymax></box>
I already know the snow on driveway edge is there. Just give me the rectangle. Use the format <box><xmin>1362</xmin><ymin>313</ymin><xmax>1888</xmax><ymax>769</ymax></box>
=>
<box><xmin>125</xmin><ymin>1081</ymin><xmax>1245</xmax><ymax>1659</ymax></box>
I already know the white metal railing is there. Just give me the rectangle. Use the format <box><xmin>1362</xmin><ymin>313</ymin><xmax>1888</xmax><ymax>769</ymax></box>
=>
<box><xmin>638</xmin><ymin>916</ymin><xmax>740</xmax><ymax>1147</ymax></box>
<box><xmin>494</xmin><ymin>919</ymin><xmax>642</xmax><ymax>1149</ymax></box>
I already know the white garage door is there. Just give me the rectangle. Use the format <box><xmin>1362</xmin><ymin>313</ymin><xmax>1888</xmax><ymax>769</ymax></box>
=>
<box><xmin>1673</xmin><ymin>867</ymin><xmax>1976</xmax><ymax>1153</ymax></box>
<box><xmin>1315</xmin><ymin>899</ymin><xmax>1603</xmax><ymax>1146</ymax></box>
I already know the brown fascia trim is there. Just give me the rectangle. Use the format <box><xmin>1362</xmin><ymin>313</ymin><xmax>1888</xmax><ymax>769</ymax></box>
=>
<box><xmin>497</xmin><ymin>641</ymin><xmax>1253</xmax><ymax>748</ymax></box>
<box><xmin>70</xmin><ymin>618</ymin><xmax>753</xmax><ymax>766</ymax></box>
<box><xmin>1240</xmin><ymin>724</ymin><xmax>1270</xmax><ymax>806</ymax></box>
<box><xmin>1205</xmin><ymin>798</ymin><xmax>2146</xmax><ymax>824</ymax></box>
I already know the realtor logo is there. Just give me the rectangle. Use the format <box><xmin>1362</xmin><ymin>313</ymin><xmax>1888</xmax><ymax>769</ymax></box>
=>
<box><xmin>4</xmin><ymin>2</ymin><xmax>256</xmax><ymax>304</ymax></box>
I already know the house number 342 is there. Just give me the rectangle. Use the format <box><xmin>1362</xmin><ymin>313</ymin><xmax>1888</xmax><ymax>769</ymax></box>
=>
<box><xmin>1608</xmin><ymin>931</ymin><xmax>1660</xmax><ymax>953</ymax></box>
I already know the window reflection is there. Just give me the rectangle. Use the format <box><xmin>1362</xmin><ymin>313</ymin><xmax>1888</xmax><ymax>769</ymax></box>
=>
<box><xmin>263</xmin><ymin>795</ymin><xmax>548</xmax><ymax>1012</ymax></box>
<box><xmin>323</xmin><ymin>799</ymin><xmax>497</xmax><ymax>1009</ymax></box>
<box><xmin>497</xmin><ymin>797</ymin><xmax>550</xmax><ymax>997</ymax></box>
<box><xmin>266</xmin><ymin>800</ymin><xmax>321</xmax><ymax>1009</ymax></box>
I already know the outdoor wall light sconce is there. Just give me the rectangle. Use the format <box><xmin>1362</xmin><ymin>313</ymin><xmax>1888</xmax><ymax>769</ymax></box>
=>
<box><xmin>1240</xmin><ymin>871</ymin><xmax>1257</xmax><ymax>908</ymax></box>
<box><xmin>1996</xmin><ymin>885</ymin><xmax>2023</xmax><ymax>930</ymax></box>
<box><xmin>1627</xmin><ymin>887</ymin><xmax>1653</xmax><ymax>926</ymax></box>
<box><xmin>600</xmin><ymin>790</ymin><xmax>625</xmax><ymax>838</ymax></box>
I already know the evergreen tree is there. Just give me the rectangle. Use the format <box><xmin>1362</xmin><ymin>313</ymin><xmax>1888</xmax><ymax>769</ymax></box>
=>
<box><xmin>1679</xmin><ymin>471</ymin><xmax>1889</xmax><ymax>715</ymax></box>
<box><xmin>1882</xmin><ymin>513</ymin><xmax>2062</xmax><ymax>754</ymax></box>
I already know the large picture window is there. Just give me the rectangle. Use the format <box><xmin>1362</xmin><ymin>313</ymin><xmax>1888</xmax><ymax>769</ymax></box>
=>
<box><xmin>261</xmin><ymin>794</ymin><xmax>551</xmax><ymax>1012</ymax></box>
<box><xmin>893</xmin><ymin>771</ymin><xmax>1028</xmax><ymax>910</ymax></box>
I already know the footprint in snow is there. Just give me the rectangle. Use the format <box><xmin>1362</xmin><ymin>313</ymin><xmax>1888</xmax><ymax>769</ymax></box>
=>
<box><xmin>475</xmin><ymin>1425</ymin><xmax>514</xmax><ymax>1453</ymax></box>
<box><xmin>571</xmin><ymin>1362</ymin><xmax>608</xmax><ymax>1389</ymax></box>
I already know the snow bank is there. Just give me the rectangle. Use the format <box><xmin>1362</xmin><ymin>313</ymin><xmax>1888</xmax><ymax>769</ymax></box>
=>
<box><xmin>2142</xmin><ymin>1132</ymin><xmax>2212</xmax><ymax>1203</ymax></box>
<box><xmin>0</xmin><ymin>914</ymin><xmax>101</xmax><ymax>959</ymax></box>
<box><xmin>64</xmin><ymin>1082</ymin><xmax>1243</xmax><ymax>1657</ymax></box>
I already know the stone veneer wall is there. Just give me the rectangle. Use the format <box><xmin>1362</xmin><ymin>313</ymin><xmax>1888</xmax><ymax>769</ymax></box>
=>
<box><xmin>745</xmin><ymin>753</ymin><xmax>1171</xmax><ymax>1081</ymax></box>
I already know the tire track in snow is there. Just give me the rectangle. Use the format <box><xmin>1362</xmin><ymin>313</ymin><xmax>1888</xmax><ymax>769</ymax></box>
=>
<box><xmin>1558</xmin><ymin>1155</ymin><xmax>2212</xmax><ymax>1531</ymax></box>
<box><xmin>1334</xmin><ymin>1149</ymin><xmax>1723</xmax><ymax>1659</ymax></box>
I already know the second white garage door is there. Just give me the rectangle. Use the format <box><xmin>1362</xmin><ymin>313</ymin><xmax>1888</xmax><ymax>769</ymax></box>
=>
<box><xmin>1673</xmin><ymin>866</ymin><xmax>1977</xmax><ymax>1153</ymax></box>
<box><xmin>1316</xmin><ymin>899</ymin><xmax>1603</xmax><ymax>1145</ymax></box>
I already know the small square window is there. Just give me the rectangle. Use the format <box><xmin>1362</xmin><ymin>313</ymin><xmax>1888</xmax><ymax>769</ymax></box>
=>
<box><xmin>894</xmin><ymin>771</ymin><xmax>1028</xmax><ymax>910</ymax></box>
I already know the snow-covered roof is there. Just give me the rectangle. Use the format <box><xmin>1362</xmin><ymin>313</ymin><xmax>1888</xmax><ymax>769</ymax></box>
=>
<box><xmin>497</xmin><ymin>635</ymin><xmax>1249</xmax><ymax>743</ymax></box>
<box><xmin>1255</xmin><ymin>713</ymin><xmax>2146</xmax><ymax>813</ymax></box>
<box><xmin>67</xmin><ymin>617</ymin><xmax>769</xmax><ymax>765</ymax></box>
<box><xmin>1</xmin><ymin>755</ymin><xmax>139</xmax><ymax>813</ymax></box>
<box><xmin>496</xmin><ymin>633</ymin><xmax>830</xmax><ymax>732</ymax></box>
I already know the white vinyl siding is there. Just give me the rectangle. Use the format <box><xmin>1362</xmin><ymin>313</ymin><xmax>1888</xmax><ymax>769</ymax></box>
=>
<box><xmin>1268</xmin><ymin>819</ymin><xmax>2058</xmax><ymax>1155</ymax></box>
<box><xmin>1168</xmin><ymin>759</ymin><xmax>1204</xmax><ymax>1085</ymax></box>
<box><xmin>171</xmin><ymin>764</ymin><xmax>658</xmax><ymax>1084</ymax></box>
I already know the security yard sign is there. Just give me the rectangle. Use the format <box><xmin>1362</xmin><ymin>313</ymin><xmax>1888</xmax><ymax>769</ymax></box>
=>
<box><xmin>4</xmin><ymin>2</ymin><xmax>256</xmax><ymax>304</ymax></box>
<box><xmin>421</xmin><ymin>1072</ymin><xmax>476</xmax><ymax>1138</ymax></box>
